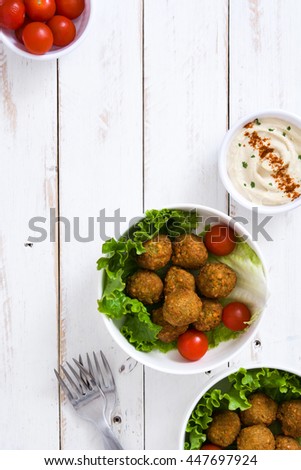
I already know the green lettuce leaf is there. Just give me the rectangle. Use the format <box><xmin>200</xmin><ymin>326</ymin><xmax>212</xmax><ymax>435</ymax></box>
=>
<box><xmin>185</xmin><ymin>367</ymin><xmax>301</xmax><ymax>450</ymax></box>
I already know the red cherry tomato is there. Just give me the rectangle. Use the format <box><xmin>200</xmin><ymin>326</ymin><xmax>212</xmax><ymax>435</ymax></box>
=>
<box><xmin>24</xmin><ymin>0</ymin><xmax>56</xmax><ymax>21</ymax></box>
<box><xmin>55</xmin><ymin>0</ymin><xmax>85</xmax><ymax>19</ymax></box>
<box><xmin>47</xmin><ymin>15</ymin><xmax>76</xmax><ymax>46</ymax></box>
<box><xmin>22</xmin><ymin>22</ymin><xmax>53</xmax><ymax>54</ymax></box>
<box><xmin>204</xmin><ymin>224</ymin><xmax>236</xmax><ymax>256</ymax></box>
<box><xmin>0</xmin><ymin>0</ymin><xmax>25</xmax><ymax>30</ymax></box>
<box><xmin>200</xmin><ymin>443</ymin><xmax>223</xmax><ymax>450</ymax></box>
<box><xmin>177</xmin><ymin>330</ymin><xmax>208</xmax><ymax>361</ymax></box>
<box><xmin>222</xmin><ymin>302</ymin><xmax>251</xmax><ymax>331</ymax></box>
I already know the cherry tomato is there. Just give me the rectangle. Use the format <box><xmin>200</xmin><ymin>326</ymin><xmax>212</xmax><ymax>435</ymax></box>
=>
<box><xmin>177</xmin><ymin>330</ymin><xmax>208</xmax><ymax>361</ymax></box>
<box><xmin>24</xmin><ymin>0</ymin><xmax>56</xmax><ymax>21</ymax></box>
<box><xmin>222</xmin><ymin>302</ymin><xmax>251</xmax><ymax>331</ymax></box>
<box><xmin>47</xmin><ymin>15</ymin><xmax>76</xmax><ymax>46</ymax></box>
<box><xmin>22</xmin><ymin>22</ymin><xmax>53</xmax><ymax>54</ymax></box>
<box><xmin>200</xmin><ymin>443</ymin><xmax>223</xmax><ymax>450</ymax></box>
<box><xmin>55</xmin><ymin>0</ymin><xmax>85</xmax><ymax>19</ymax></box>
<box><xmin>0</xmin><ymin>0</ymin><xmax>25</xmax><ymax>30</ymax></box>
<box><xmin>204</xmin><ymin>224</ymin><xmax>236</xmax><ymax>256</ymax></box>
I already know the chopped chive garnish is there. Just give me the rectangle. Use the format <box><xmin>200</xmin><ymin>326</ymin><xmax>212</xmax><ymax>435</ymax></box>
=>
<box><xmin>298</xmin><ymin>155</ymin><xmax>301</xmax><ymax>160</ymax></box>
<box><xmin>283</xmin><ymin>132</ymin><xmax>286</xmax><ymax>136</ymax></box>
<box><xmin>268</xmin><ymin>128</ymin><xmax>274</xmax><ymax>131</ymax></box>
<box><xmin>238</xmin><ymin>143</ymin><xmax>242</xmax><ymax>147</ymax></box>
<box><xmin>287</xmin><ymin>126</ymin><xmax>291</xmax><ymax>130</ymax></box>
<box><xmin>255</xmin><ymin>118</ymin><xmax>261</xmax><ymax>125</ymax></box>
<box><xmin>251</xmin><ymin>154</ymin><xmax>255</xmax><ymax>158</ymax></box>
<box><xmin>250</xmin><ymin>181</ymin><xmax>255</xmax><ymax>188</ymax></box>
<box><xmin>243</xmin><ymin>183</ymin><xmax>247</xmax><ymax>187</ymax></box>
<box><xmin>269</xmin><ymin>183</ymin><xmax>273</xmax><ymax>186</ymax></box>
<box><xmin>242</xmin><ymin>161</ymin><xmax>248</xmax><ymax>168</ymax></box>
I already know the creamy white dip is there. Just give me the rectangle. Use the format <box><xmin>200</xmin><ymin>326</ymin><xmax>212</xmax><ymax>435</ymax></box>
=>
<box><xmin>227</xmin><ymin>117</ymin><xmax>301</xmax><ymax>205</ymax></box>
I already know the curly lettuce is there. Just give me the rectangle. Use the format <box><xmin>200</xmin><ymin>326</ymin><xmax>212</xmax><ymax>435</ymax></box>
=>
<box><xmin>185</xmin><ymin>367</ymin><xmax>301</xmax><ymax>450</ymax></box>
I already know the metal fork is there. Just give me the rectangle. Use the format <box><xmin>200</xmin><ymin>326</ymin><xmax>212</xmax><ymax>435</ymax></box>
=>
<box><xmin>79</xmin><ymin>351</ymin><xmax>117</xmax><ymax>424</ymax></box>
<box><xmin>54</xmin><ymin>359</ymin><xmax>123</xmax><ymax>450</ymax></box>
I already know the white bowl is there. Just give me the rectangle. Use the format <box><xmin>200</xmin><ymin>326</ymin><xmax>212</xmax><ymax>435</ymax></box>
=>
<box><xmin>179</xmin><ymin>362</ymin><xmax>301</xmax><ymax>449</ymax></box>
<box><xmin>218</xmin><ymin>109</ymin><xmax>301</xmax><ymax>215</ymax></box>
<box><xmin>0</xmin><ymin>0</ymin><xmax>93</xmax><ymax>61</ymax></box>
<box><xmin>100</xmin><ymin>203</ymin><xmax>269</xmax><ymax>375</ymax></box>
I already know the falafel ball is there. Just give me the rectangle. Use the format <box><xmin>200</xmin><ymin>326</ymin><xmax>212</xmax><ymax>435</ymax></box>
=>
<box><xmin>136</xmin><ymin>234</ymin><xmax>172</xmax><ymax>271</ymax></box>
<box><xmin>151</xmin><ymin>307</ymin><xmax>188</xmax><ymax>343</ymax></box>
<box><xmin>126</xmin><ymin>270</ymin><xmax>163</xmax><ymax>305</ymax></box>
<box><xmin>275</xmin><ymin>435</ymin><xmax>301</xmax><ymax>450</ymax></box>
<box><xmin>237</xmin><ymin>424</ymin><xmax>275</xmax><ymax>450</ymax></box>
<box><xmin>163</xmin><ymin>288</ymin><xmax>202</xmax><ymax>326</ymax></box>
<box><xmin>277</xmin><ymin>400</ymin><xmax>301</xmax><ymax>438</ymax></box>
<box><xmin>193</xmin><ymin>299</ymin><xmax>223</xmax><ymax>332</ymax></box>
<box><xmin>172</xmin><ymin>234</ymin><xmax>208</xmax><ymax>269</ymax></box>
<box><xmin>164</xmin><ymin>266</ymin><xmax>195</xmax><ymax>295</ymax></box>
<box><xmin>196</xmin><ymin>263</ymin><xmax>237</xmax><ymax>298</ymax></box>
<box><xmin>206</xmin><ymin>410</ymin><xmax>241</xmax><ymax>448</ymax></box>
<box><xmin>240</xmin><ymin>392</ymin><xmax>278</xmax><ymax>426</ymax></box>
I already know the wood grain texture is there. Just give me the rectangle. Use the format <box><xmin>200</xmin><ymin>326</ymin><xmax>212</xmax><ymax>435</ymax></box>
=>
<box><xmin>143</xmin><ymin>0</ymin><xmax>229</xmax><ymax>449</ymax></box>
<box><xmin>0</xmin><ymin>46</ymin><xmax>59</xmax><ymax>449</ymax></box>
<box><xmin>58</xmin><ymin>0</ymin><xmax>144</xmax><ymax>449</ymax></box>
<box><xmin>229</xmin><ymin>0</ymin><xmax>301</xmax><ymax>369</ymax></box>
<box><xmin>144</xmin><ymin>0</ymin><xmax>229</xmax><ymax>211</ymax></box>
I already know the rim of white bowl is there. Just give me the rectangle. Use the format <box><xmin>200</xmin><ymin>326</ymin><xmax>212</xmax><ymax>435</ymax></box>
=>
<box><xmin>178</xmin><ymin>361</ymin><xmax>301</xmax><ymax>449</ymax></box>
<box><xmin>101</xmin><ymin>203</ymin><xmax>270</xmax><ymax>375</ymax></box>
<box><xmin>0</xmin><ymin>0</ymin><xmax>94</xmax><ymax>61</ymax></box>
<box><xmin>218</xmin><ymin>108</ymin><xmax>301</xmax><ymax>215</ymax></box>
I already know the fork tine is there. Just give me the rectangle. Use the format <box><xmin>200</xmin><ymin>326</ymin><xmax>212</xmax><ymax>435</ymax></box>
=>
<box><xmin>78</xmin><ymin>354</ymin><xmax>89</xmax><ymax>388</ymax></box>
<box><xmin>66</xmin><ymin>361</ymin><xmax>90</xmax><ymax>392</ymax></box>
<box><xmin>60</xmin><ymin>364</ymin><xmax>82</xmax><ymax>396</ymax></box>
<box><xmin>54</xmin><ymin>368</ymin><xmax>75</xmax><ymax>401</ymax></box>
<box><xmin>86</xmin><ymin>352</ymin><xmax>94</xmax><ymax>376</ymax></box>
<box><xmin>100</xmin><ymin>350</ymin><xmax>115</xmax><ymax>387</ymax></box>
<box><xmin>73</xmin><ymin>358</ymin><xmax>96</xmax><ymax>386</ymax></box>
<box><xmin>93</xmin><ymin>351</ymin><xmax>106</xmax><ymax>388</ymax></box>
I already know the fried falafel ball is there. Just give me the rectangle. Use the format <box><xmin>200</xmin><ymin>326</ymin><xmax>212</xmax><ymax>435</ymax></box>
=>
<box><xmin>126</xmin><ymin>270</ymin><xmax>163</xmax><ymax>305</ymax></box>
<box><xmin>206</xmin><ymin>410</ymin><xmax>241</xmax><ymax>448</ymax></box>
<box><xmin>163</xmin><ymin>288</ymin><xmax>202</xmax><ymax>326</ymax></box>
<box><xmin>237</xmin><ymin>424</ymin><xmax>275</xmax><ymax>450</ymax></box>
<box><xmin>172</xmin><ymin>233</ymin><xmax>208</xmax><ymax>270</ymax></box>
<box><xmin>164</xmin><ymin>266</ymin><xmax>195</xmax><ymax>295</ymax></box>
<box><xmin>193</xmin><ymin>299</ymin><xmax>223</xmax><ymax>332</ymax></box>
<box><xmin>196</xmin><ymin>263</ymin><xmax>237</xmax><ymax>299</ymax></box>
<box><xmin>151</xmin><ymin>307</ymin><xmax>188</xmax><ymax>343</ymax></box>
<box><xmin>275</xmin><ymin>435</ymin><xmax>301</xmax><ymax>450</ymax></box>
<box><xmin>277</xmin><ymin>400</ymin><xmax>301</xmax><ymax>438</ymax></box>
<box><xmin>136</xmin><ymin>234</ymin><xmax>172</xmax><ymax>270</ymax></box>
<box><xmin>240</xmin><ymin>392</ymin><xmax>278</xmax><ymax>426</ymax></box>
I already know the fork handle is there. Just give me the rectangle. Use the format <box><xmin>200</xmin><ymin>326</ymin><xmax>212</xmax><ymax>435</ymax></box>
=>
<box><xmin>96</xmin><ymin>422</ymin><xmax>123</xmax><ymax>450</ymax></box>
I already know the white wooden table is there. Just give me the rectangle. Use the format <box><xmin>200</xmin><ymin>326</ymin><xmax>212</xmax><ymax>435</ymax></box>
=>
<box><xmin>1</xmin><ymin>0</ymin><xmax>301</xmax><ymax>450</ymax></box>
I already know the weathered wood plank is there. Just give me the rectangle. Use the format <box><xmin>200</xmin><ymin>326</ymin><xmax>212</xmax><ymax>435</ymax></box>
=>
<box><xmin>0</xmin><ymin>46</ymin><xmax>58</xmax><ymax>449</ymax></box>
<box><xmin>58</xmin><ymin>0</ymin><xmax>144</xmax><ymax>449</ymax></box>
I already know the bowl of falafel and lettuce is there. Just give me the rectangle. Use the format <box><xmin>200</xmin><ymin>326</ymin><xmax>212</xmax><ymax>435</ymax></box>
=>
<box><xmin>97</xmin><ymin>205</ymin><xmax>269</xmax><ymax>374</ymax></box>
<box><xmin>180</xmin><ymin>366</ymin><xmax>301</xmax><ymax>450</ymax></box>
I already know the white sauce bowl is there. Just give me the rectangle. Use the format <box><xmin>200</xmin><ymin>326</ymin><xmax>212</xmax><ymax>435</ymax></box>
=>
<box><xmin>218</xmin><ymin>109</ymin><xmax>301</xmax><ymax>214</ymax></box>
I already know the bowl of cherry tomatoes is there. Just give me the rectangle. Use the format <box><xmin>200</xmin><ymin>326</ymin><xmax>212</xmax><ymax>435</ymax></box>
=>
<box><xmin>0</xmin><ymin>0</ymin><xmax>93</xmax><ymax>60</ymax></box>
<box><xmin>98</xmin><ymin>204</ymin><xmax>270</xmax><ymax>375</ymax></box>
